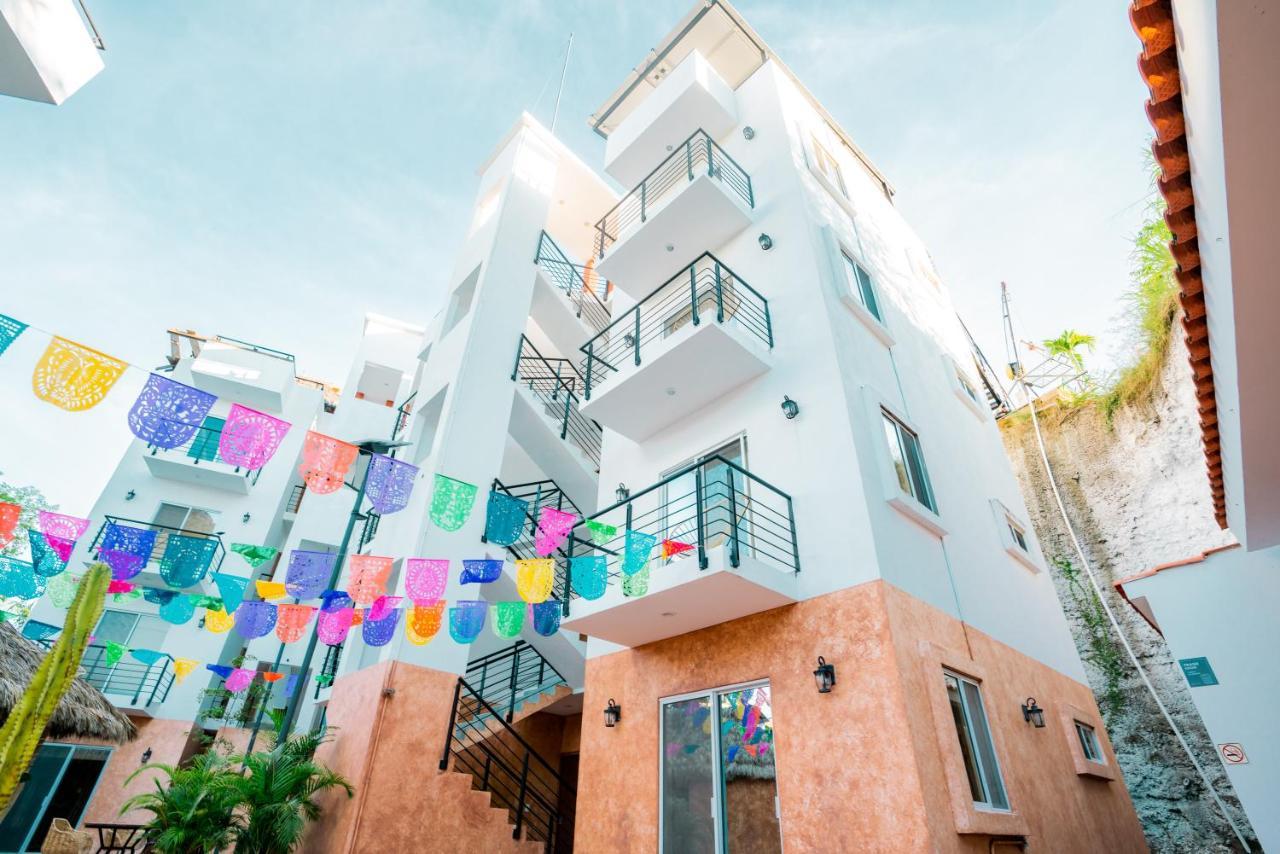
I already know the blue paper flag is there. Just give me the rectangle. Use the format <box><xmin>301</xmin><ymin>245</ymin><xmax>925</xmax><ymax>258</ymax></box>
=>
<box><xmin>159</xmin><ymin>594</ymin><xmax>196</xmax><ymax>625</ymax></box>
<box><xmin>159</xmin><ymin>534</ymin><xmax>219</xmax><ymax>588</ymax></box>
<box><xmin>0</xmin><ymin>557</ymin><xmax>46</xmax><ymax>599</ymax></box>
<box><xmin>448</xmin><ymin>600</ymin><xmax>487</xmax><ymax>643</ymax></box>
<box><xmin>569</xmin><ymin>555</ymin><xmax>608</xmax><ymax>600</ymax></box>
<box><xmin>130</xmin><ymin>649</ymin><xmax>167</xmax><ymax>667</ymax></box>
<box><xmin>362</xmin><ymin>608</ymin><xmax>400</xmax><ymax>647</ymax></box>
<box><xmin>459</xmin><ymin>559</ymin><xmax>503</xmax><ymax>585</ymax></box>
<box><xmin>0</xmin><ymin>314</ymin><xmax>27</xmax><ymax>356</ymax></box>
<box><xmin>206</xmin><ymin>664</ymin><xmax>234</xmax><ymax>679</ymax></box>
<box><xmin>484</xmin><ymin>491</ymin><xmax>528</xmax><ymax>547</ymax></box>
<box><xmin>531</xmin><ymin>601</ymin><xmax>562</xmax><ymax>637</ymax></box>
<box><xmin>27</xmin><ymin>530</ymin><xmax>68</xmax><ymax>578</ymax></box>
<box><xmin>622</xmin><ymin>530</ymin><xmax>657</xmax><ymax>576</ymax></box>
<box><xmin>212</xmin><ymin>573</ymin><xmax>250</xmax><ymax>613</ymax></box>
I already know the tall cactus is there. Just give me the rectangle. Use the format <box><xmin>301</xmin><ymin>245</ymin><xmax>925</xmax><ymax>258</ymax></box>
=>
<box><xmin>0</xmin><ymin>562</ymin><xmax>109</xmax><ymax>810</ymax></box>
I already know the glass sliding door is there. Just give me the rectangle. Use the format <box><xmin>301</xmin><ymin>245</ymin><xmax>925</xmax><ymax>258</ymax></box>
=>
<box><xmin>0</xmin><ymin>743</ymin><xmax>111</xmax><ymax>851</ymax></box>
<box><xmin>661</xmin><ymin>683</ymin><xmax>782</xmax><ymax>854</ymax></box>
<box><xmin>660</xmin><ymin>439</ymin><xmax>748</xmax><ymax>561</ymax></box>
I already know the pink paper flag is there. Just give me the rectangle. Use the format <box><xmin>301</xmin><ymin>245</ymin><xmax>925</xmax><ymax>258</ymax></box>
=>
<box><xmin>39</xmin><ymin>511</ymin><xmax>90</xmax><ymax>542</ymax></box>
<box><xmin>534</xmin><ymin>507</ymin><xmax>577</xmax><ymax>556</ymax></box>
<box><xmin>369</xmin><ymin>595</ymin><xmax>403</xmax><ymax>622</ymax></box>
<box><xmin>218</xmin><ymin>403</ymin><xmax>291</xmax><ymax>470</ymax></box>
<box><xmin>225</xmin><ymin>668</ymin><xmax>256</xmax><ymax>693</ymax></box>
<box><xmin>404</xmin><ymin>558</ymin><xmax>448</xmax><ymax>604</ymax></box>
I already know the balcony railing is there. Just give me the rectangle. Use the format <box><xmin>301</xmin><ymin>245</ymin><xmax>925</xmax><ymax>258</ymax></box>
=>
<box><xmin>88</xmin><ymin>515</ymin><xmax>227</xmax><ymax>576</ymax></box>
<box><xmin>392</xmin><ymin>391</ymin><xmax>417</xmax><ymax>440</ymax></box>
<box><xmin>534</xmin><ymin>232</ymin><xmax>611</xmax><ymax>335</ymax></box>
<box><xmin>593</xmin><ymin>128</ymin><xmax>753</xmax><ymax>260</ymax></box>
<box><xmin>561</xmin><ymin>454</ymin><xmax>798</xmax><ymax>614</ymax></box>
<box><xmin>146</xmin><ymin>424</ymin><xmax>263</xmax><ymax>486</ymax></box>
<box><xmin>38</xmin><ymin>639</ymin><xmax>175</xmax><ymax>707</ymax></box>
<box><xmin>511</xmin><ymin>336</ymin><xmax>602</xmax><ymax>470</ymax></box>
<box><xmin>466</xmin><ymin>640</ymin><xmax>567</xmax><ymax>723</ymax></box>
<box><xmin>286</xmin><ymin>483</ymin><xmax>305</xmax><ymax>514</ymax></box>
<box><xmin>580</xmin><ymin>253</ymin><xmax>771</xmax><ymax>399</ymax></box>
<box><xmin>487</xmin><ymin>479</ymin><xmax>594</xmax><ymax>604</ymax></box>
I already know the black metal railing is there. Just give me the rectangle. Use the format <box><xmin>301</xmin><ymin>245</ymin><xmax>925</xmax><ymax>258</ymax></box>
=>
<box><xmin>441</xmin><ymin>676</ymin><xmax>573</xmax><ymax>852</ymax></box>
<box><xmin>145</xmin><ymin>424</ymin><xmax>263</xmax><ymax>485</ymax></box>
<box><xmin>88</xmin><ymin>516</ymin><xmax>227</xmax><ymax>576</ymax></box>
<box><xmin>487</xmin><ymin>479</ymin><xmax>596</xmax><ymax>605</ymax></box>
<box><xmin>593</xmin><ymin>128</ymin><xmax>753</xmax><ymax>260</ymax></box>
<box><xmin>580</xmin><ymin>252</ymin><xmax>772</xmax><ymax>399</ymax></box>
<box><xmin>40</xmin><ymin>640</ymin><xmax>175</xmax><ymax>706</ymax></box>
<box><xmin>561</xmin><ymin>454</ymin><xmax>798</xmax><ymax>614</ymax></box>
<box><xmin>511</xmin><ymin>336</ymin><xmax>602</xmax><ymax>470</ymax></box>
<box><xmin>286</xmin><ymin>484</ymin><xmax>305</xmax><ymax>514</ymax></box>
<box><xmin>314</xmin><ymin>642</ymin><xmax>343</xmax><ymax>700</ymax></box>
<box><xmin>357</xmin><ymin>511</ymin><xmax>381</xmax><ymax>552</ymax></box>
<box><xmin>466</xmin><ymin>640</ymin><xmax>567</xmax><ymax>723</ymax></box>
<box><xmin>392</xmin><ymin>391</ymin><xmax>417</xmax><ymax>441</ymax></box>
<box><xmin>534</xmin><ymin>231</ymin><xmax>611</xmax><ymax>334</ymax></box>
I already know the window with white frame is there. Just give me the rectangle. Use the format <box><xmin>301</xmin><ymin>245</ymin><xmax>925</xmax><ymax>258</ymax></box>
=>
<box><xmin>956</xmin><ymin>368</ymin><xmax>981</xmax><ymax>407</ymax></box>
<box><xmin>1007</xmin><ymin>518</ymin><xmax>1029</xmax><ymax>553</ymax></box>
<box><xmin>881</xmin><ymin>410</ymin><xmax>937</xmax><ymax>513</ymax></box>
<box><xmin>944</xmin><ymin>672</ymin><xmax>1009</xmax><ymax>811</ymax></box>
<box><xmin>1075</xmin><ymin>721</ymin><xmax>1104</xmax><ymax>764</ymax></box>
<box><xmin>990</xmin><ymin>499</ymin><xmax>1038</xmax><ymax>571</ymax></box>
<box><xmin>811</xmin><ymin>136</ymin><xmax>848</xmax><ymax>198</ymax></box>
<box><xmin>839</xmin><ymin>251</ymin><xmax>882</xmax><ymax>321</ymax></box>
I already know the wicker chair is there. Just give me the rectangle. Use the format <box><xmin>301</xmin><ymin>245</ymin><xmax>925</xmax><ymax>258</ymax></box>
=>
<box><xmin>39</xmin><ymin>818</ymin><xmax>93</xmax><ymax>854</ymax></box>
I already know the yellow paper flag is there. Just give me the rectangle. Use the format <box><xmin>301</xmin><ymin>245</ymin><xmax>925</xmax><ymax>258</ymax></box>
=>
<box><xmin>173</xmin><ymin>658</ymin><xmax>199</xmax><ymax>684</ymax></box>
<box><xmin>205</xmin><ymin>606</ymin><xmax>234</xmax><ymax>633</ymax></box>
<box><xmin>515</xmin><ymin>558</ymin><xmax>555</xmax><ymax>604</ymax></box>
<box><xmin>255</xmin><ymin>580</ymin><xmax>288</xmax><ymax>600</ymax></box>
<box><xmin>32</xmin><ymin>337</ymin><xmax>127</xmax><ymax>412</ymax></box>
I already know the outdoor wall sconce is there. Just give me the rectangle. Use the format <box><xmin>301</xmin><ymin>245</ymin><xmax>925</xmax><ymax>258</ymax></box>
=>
<box><xmin>758</xmin><ymin>233</ymin><xmax>774</xmax><ymax>251</ymax></box>
<box><xmin>623</xmin><ymin>333</ymin><xmax>635</xmax><ymax>349</ymax></box>
<box><xmin>781</xmin><ymin>396</ymin><xmax>799</xmax><ymax>420</ymax></box>
<box><xmin>1021</xmin><ymin>698</ymin><xmax>1046</xmax><ymax>728</ymax></box>
<box><xmin>616</xmin><ymin>483</ymin><xmax>630</xmax><ymax>503</ymax></box>
<box><xmin>813</xmin><ymin>656</ymin><xmax>836</xmax><ymax>693</ymax></box>
<box><xmin>242</xmin><ymin>513</ymin><xmax>251</xmax><ymax>523</ymax></box>
<box><xmin>743</xmin><ymin>126</ymin><xmax>756</xmax><ymax>140</ymax></box>
<box><xmin>140</xmin><ymin>747</ymin><xmax>152</xmax><ymax>765</ymax></box>
<box><xmin>125</xmin><ymin>490</ymin><xmax>136</xmax><ymax>501</ymax></box>
<box><xmin>604</xmin><ymin>699</ymin><xmax>622</xmax><ymax>728</ymax></box>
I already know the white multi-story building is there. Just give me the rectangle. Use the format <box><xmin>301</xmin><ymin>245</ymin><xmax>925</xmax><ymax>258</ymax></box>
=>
<box><xmin>25</xmin><ymin>3</ymin><xmax>1149</xmax><ymax>850</ymax></box>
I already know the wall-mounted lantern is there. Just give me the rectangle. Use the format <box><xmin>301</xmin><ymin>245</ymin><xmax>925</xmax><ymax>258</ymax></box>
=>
<box><xmin>125</xmin><ymin>490</ymin><xmax>136</xmax><ymax>501</ymax></box>
<box><xmin>616</xmin><ymin>483</ymin><xmax>630</xmax><ymax>504</ymax></box>
<box><xmin>743</xmin><ymin>126</ymin><xmax>756</xmax><ymax>140</ymax></box>
<box><xmin>758</xmin><ymin>233</ymin><xmax>774</xmax><ymax>251</ymax></box>
<box><xmin>242</xmin><ymin>513</ymin><xmax>251</xmax><ymax>523</ymax></box>
<box><xmin>1021</xmin><ymin>698</ymin><xmax>1045</xmax><ymax>728</ymax></box>
<box><xmin>813</xmin><ymin>656</ymin><xmax>836</xmax><ymax>693</ymax></box>
<box><xmin>140</xmin><ymin>747</ymin><xmax>152</xmax><ymax>765</ymax></box>
<box><xmin>781</xmin><ymin>396</ymin><xmax>799</xmax><ymax>420</ymax></box>
<box><xmin>604</xmin><ymin>698</ymin><xmax>622</xmax><ymax>728</ymax></box>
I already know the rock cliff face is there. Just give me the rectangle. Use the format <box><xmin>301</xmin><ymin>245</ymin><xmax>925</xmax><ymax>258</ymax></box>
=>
<box><xmin>999</xmin><ymin>335</ymin><xmax>1255</xmax><ymax>852</ymax></box>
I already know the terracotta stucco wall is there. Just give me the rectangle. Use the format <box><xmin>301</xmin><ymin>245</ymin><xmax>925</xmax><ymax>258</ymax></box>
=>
<box><xmin>77</xmin><ymin>716</ymin><xmax>196</xmax><ymax>826</ymax></box>
<box><xmin>575</xmin><ymin>580</ymin><xmax>1146</xmax><ymax>853</ymax></box>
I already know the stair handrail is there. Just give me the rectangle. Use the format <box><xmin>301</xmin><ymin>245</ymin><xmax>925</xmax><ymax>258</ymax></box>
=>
<box><xmin>442</xmin><ymin>677</ymin><xmax>572</xmax><ymax>789</ymax></box>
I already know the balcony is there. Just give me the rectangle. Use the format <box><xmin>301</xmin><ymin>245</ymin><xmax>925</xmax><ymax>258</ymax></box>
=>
<box><xmin>186</xmin><ymin>336</ymin><xmax>301</xmax><ymax>412</ymax></box>
<box><xmin>87</xmin><ymin>515</ymin><xmax>227</xmax><ymax>583</ymax></box>
<box><xmin>559</xmin><ymin>454</ymin><xmax>799</xmax><ymax>647</ymax></box>
<box><xmin>0</xmin><ymin>0</ymin><xmax>104</xmax><ymax>105</ymax></box>
<box><xmin>593</xmin><ymin>129</ymin><xmax>754</xmax><ymax>294</ymax></box>
<box><xmin>38</xmin><ymin>640</ymin><xmax>175</xmax><ymax>712</ymax></box>
<box><xmin>603</xmin><ymin>51</ymin><xmax>738</xmax><ymax>188</ymax></box>
<box><xmin>143</xmin><ymin>425</ymin><xmax>263</xmax><ymax>493</ymax></box>
<box><xmin>532</xmin><ymin>232</ymin><xmax>612</xmax><ymax>358</ymax></box>
<box><xmin>579</xmin><ymin>254</ymin><xmax>772</xmax><ymax>441</ymax></box>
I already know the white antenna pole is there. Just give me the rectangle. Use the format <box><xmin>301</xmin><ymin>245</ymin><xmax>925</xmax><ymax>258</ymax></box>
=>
<box><xmin>550</xmin><ymin>32</ymin><xmax>574</xmax><ymax>134</ymax></box>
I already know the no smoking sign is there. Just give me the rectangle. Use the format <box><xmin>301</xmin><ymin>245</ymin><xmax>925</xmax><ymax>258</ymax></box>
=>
<box><xmin>1218</xmin><ymin>743</ymin><xmax>1248</xmax><ymax>765</ymax></box>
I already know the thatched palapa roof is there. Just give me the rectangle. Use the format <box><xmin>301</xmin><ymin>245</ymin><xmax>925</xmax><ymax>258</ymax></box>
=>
<box><xmin>0</xmin><ymin>622</ymin><xmax>137</xmax><ymax>744</ymax></box>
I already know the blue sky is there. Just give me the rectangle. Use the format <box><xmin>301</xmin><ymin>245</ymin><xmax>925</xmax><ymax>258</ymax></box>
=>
<box><xmin>0</xmin><ymin>0</ymin><xmax>1152</xmax><ymax>510</ymax></box>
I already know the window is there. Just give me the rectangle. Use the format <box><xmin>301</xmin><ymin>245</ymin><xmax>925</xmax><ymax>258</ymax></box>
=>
<box><xmin>0</xmin><ymin>743</ymin><xmax>111</xmax><ymax>851</ymax></box>
<box><xmin>840</xmin><ymin>252</ymin><xmax>881</xmax><ymax>321</ymax></box>
<box><xmin>1007</xmin><ymin>520</ymin><xmax>1028</xmax><ymax>552</ymax></box>
<box><xmin>956</xmin><ymin>369</ymin><xmax>981</xmax><ymax>407</ymax></box>
<box><xmin>811</xmin><ymin>137</ymin><xmax>848</xmax><ymax>198</ymax></box>
<box><xmin>1075</xmin><ymin>722</ymin><xmax>1104</xmax><ymax>764</ymax></box>
<box><xmin>881</xmin><ymin>411</ymin><xmax>936</xmax><ymax>513</ymax></box>
<box><xmin>991</xmin><ymin>500</ymin><xmax>1038</xmax><ymax>571</ymax></box>
<box><xmin>660</xmin><ymin>438</ymin><xmax>751</xmax><ymax>560</ymax></box>
<box><xmin>944</xmin><ymin>672</ymin><xmax>1009</xmax><ymax>811</ymax></box>
<box><xmin>660</xmin><ymin>683</ymin><xmax>782</xmax><ymax>853</ymax></box>
<box><xmin>442</xmin><ymin>265</ymin><xmax>481</xmax><ymax>337</ymax></box>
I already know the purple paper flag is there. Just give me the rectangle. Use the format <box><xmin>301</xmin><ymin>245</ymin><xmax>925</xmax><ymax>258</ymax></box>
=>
<box><xmin>127</xmin><ymin>373</ymin><xmax>217</xmax><ymax>450</ymax></box>
<box><xmin>285</xmin><ymin>550</ymin><xmax>335</xmax><ymax>600</ymax></box>
<box><xmin>365</xmin><ymin>454</ymin><xmax>418</xmax><ymax>515</ymax></box>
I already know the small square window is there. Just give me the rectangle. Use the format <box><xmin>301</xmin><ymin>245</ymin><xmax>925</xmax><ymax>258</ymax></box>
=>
<box><xmin>882</xmin><ymin>410</ymin><xmax>937</xmax><ymax>513</ymax></box>
<box><xmin>1007</xmin><ymin>521</ymin><xmax>1028</xmax><ymax>552</ymax></box>
<box><xmin>1075</xmin><ymin>721</ymin><xmax>1104</xmax><ymax>764</ymax></box>
<box><xmin>944</xmin><ymin>672</ymin><xmax>1009</xmax><ymax>811</ymax></box>
<box><xmin>812</xmin><ymin>137</ymin><xmax>848</xmax><ymax>198</ymax></box>
<box><xmin>991</xmin><ymin>499</ymin><xmax>1039</xmax><ymax>572</ymax></box>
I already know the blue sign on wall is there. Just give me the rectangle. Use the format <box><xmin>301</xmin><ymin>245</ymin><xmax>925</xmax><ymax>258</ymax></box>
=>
<box><xmin>1178</xmin><ymin>657</ymin><xmax>1219</xmax><ymax>687</ymax></box>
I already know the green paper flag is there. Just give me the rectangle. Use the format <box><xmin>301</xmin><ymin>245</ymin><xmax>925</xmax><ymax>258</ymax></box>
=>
<box><xmin>230</xmin><ymin>543</ymin><xmax>279</xmax><ymax>569</ymax></box>
<box><xmin>104</xmin><ymin>641</ymin><xmax>127</xmax><ymax>666</ymax></box>
<box><xmin>584</xmin><ymin>520</ymin><xmax>617</xmax><ymax>547</ymax></box>
<box><xmin>430</xmin><ymin>474</ymin><xmax>478</xmax><ymax>532</ymax></box>
<box><xmin>493</xmin><ymin>601</ymin><xmax>525</xmax><ymax>639</ymax></box>
<box><xmin>622</xmin><ymin>567</ymin><xmax>650</xmax><ymax>598</ymax></box>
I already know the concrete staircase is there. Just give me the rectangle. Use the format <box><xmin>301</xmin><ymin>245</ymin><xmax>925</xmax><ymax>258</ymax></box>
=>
<box><xmin>435</xmin><ymin>769</ymin><xmax>547</xmax><ymax>853</ymax></box>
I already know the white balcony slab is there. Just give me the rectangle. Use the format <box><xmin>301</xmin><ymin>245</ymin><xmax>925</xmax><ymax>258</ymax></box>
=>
<box><xmin>531</xmin><ymin>267</ymin><xmax>599</xmax><ymax>359</ymax></box>
<box><xmin>561</xmin><ymin>545</ymin><xmax>797</xmax><ymax>648</ymax></box>
<box><xmin>0</xmin><ymin>0</ymin><xmax>103</xmax><ymax>104</ymax></box>
<box><xmin>604</xmin><ymin>51</ymin><xmax>737</xmax><ymax>188</ymax></box>
<box><xmin>507</xmin><ymin>384</ymin><xmax>599</xmax><ymax>512</ymax></box>
<box><xmin>190</xmin><ymin>343</ymin><xmax>296</xmax><ymax>412</ymax></box>
<box><xmin>580</xmin><ymin>320</ymin><xmax>770</xmax><ymax>441</ymax></box>
<box><xmin>595</xmin><ymin>174</ymin><xmax>752</xmax><ymax>298</ymax></box>
<box><xmin>143</xmin><ymin>452</ymin><xmax>253</xmax><ymax>494</ymax></box>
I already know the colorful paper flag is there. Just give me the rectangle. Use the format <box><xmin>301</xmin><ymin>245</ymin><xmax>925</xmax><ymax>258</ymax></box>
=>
<box><xmin>28</xmin><ymin>530</ymin><xmax>68</xmax><ymax>577</ymax></box>
<box><xmin>406</xmin><ymin>601</ymin><xmax>444</xmax><ymax>645</ymax></box>
<box><xmin>622</xmin><ymin>530</ymin><xmax>657</xmax><ymax>576</ymax></box>
<box><xmin>515</xmin><ymin>558</ymin><xmax>555</xmax><ymax>604</ymax></box>
<box><xmin>204</xmin><ymin>606</ymin><xmax>235</xmax><ymax>633</ymax></box>
<box><xmin>127</xmin><ymin>374</ymin><xmax>217</xmax><ymax>450</ymax></box>
<box><xmin>255</xmin><ymin>580</ymin><xmax>288</xmax><ymax>600</ymax></box>
<box><xmin>158</xmin><ymin>534</ymin><xmax>218</xmax><ymax>588</ymax></box>
<box><xmin>623</xmin><ymin>566</ymin><xmax>650</xmax><ymax>598</ymax></box>
<box><xmin>366</xmin><ymin>454</ymin><xmax>418</xmax><ymax>515</ymax></box>
<box><xmin>584</xmin><ymin>520</ymin><xmax>617</xmax><ymax>547</ymax></box>
<box><xmin>103</xmin><ymin>641</ymin><xmax>127</xmax><ymax>666</ymax></box>
<box><xmin>459</xmin><ymin>559</ymin><xmax>503</xmax><ymax>585</ymax></box>
<box><xmin>0</xmin><ymin>502</ymin><xmax>19</xmax><ymax>549</ymax></box>
<box><xmin>98</xmin><ymin>522</ymin><xmax>158</xmax><ymax>580</ymax></box>
<box><xmin>531</xmin><ymin>601</ymin><xmax>562</xmax><ymax>637</ymax></box>
<box><xmin>38</xmin><ymin>511</ymin><xmax>89</xmax><ymax>543</ymax></box>
<box><xmin>493</xmin><ymin>601</ymin><xmax>525</xmax><ymax>639</ymax></box>
<box><xmin>130</xmin><ymin>649</ymin><xmax>166</xmax><ymax>667</ymax></box>
<box><xmin>317</xmin><ymin>593</ymin><xmax>355</xmax><ymax>645</ymax></box>
<box><xmin>230</xmin><ymin>543</ymin><xmax>278</xmax><ymax>569</ymax></box>
<box><xmin>299</xmin><ymin>431</ymin><xmax>358</xmax><ymax>495</ymax></box>
<box><xmin>206</xmin><ymin>664</ymin><xmax>234</xmax><ymax>679</ymax></box>
<box><xmin>362</xmin><ymin>607</ymin><xmax>400</xmax><ymax>647</ymax></box>
<box><xmin>234</xmin><ymin>601</ymin><xmax>278</xmax><ymax>639</ymax></box>
<box><xmin>484</xmin><ymin>491</ymin><xmax>528</xmax><ymax>547</ymax></box>
<box><xmin>213</xmin><ymin>573</ymin><xmax>250</xmax><ymax>614</ymax></box>
<box><xmin>0</xmin><ymin>557</ymin><xmax>46</xmax><ymax>599</ymax></box>
<box><xmin>105</xmin><ymin>579</ymin><xmax>134</xmax><ymax>595</ymax></box>
<box><xmin>448</xmin><ymin>600</ymin><xmax>487</xmax><ymax>643</ymax></box>
<box><xmin>661</xmin><ymin>539</ymin><xmax>696</xmax><ymax>559</ymax></box>
<box><xmin>274</xmin><ymin>604</ymin><xmax>315</xmax><ymax>643</ymax></box>
<box><xmin>173</xmin><ymin>658</ymin><xmax>198</xmax><ymax>683</ymax></box>
<box><xmin>284</xmin><ymin>550</ymin><xmax>334</xmax><ymax>600</ymax></box>
<box><xmin>404</xmin><ymin>558</ymin><xmax>448</xmax><ymax>603</ymax></box>
<box><xmin>569</xmin><ymin>555</ymin><xmax>608</xmax><ymax>600</ymax></box>
<box><xmin>226</xmin><ymin>668</ymin><xmax>256</xmax><ymax>693</ymax></box>
<box><xmin>46</xmin><ymin>572</ymin><xmax>78</xmax><ymax>608</ymax></box>
<box><xmin>346</xmin><ymin>554</ymin><xmax>392</xmax><ymax>606</ymax></box>
<box><xmin>534</xmin><ymin>507</ymin><xmax>576</xmax><ymax>556</ymax></box>
<box><xmin>368</xmin><ymin>595</ymin><xmax>402</xmax><ymax>622</ymax></box>
<box><xmin>0</xmin><ymin>314</ymin><xmax>28</xmax><ymax>357</ymax></box>
<box><xmin>31</xmin><ymin>337</ymin><xmax>126</xmax><ymax>412</ymax></box>
<box><xmin>159</xmin><ymin>594</ymin><xmax>196</xmax><ymax>625</ymax></box>
<box><xmin>430</xmin><ymin>474</ymin><xmax>477</xmax><ymax>532</ymax></box>
<box><xmin>218</xmin><ymin>403</ymin><xmax>291</xmax><ymax>470</ymax></box>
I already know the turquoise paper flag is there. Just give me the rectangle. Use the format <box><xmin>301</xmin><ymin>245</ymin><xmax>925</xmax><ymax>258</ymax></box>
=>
<box><xmin>130</xmin><ymin>649</ymin><xmax>166</xmax><ymax>666</ymax></box>
<box><xmin>213</xmin><ymin>573</ymin><xmax>250</xmax><ymax>614</ymax></box>
<box><xmin>622</xmin><ymin>530</ymin><xmax>657</xmax><ymax>576</ymax></box>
